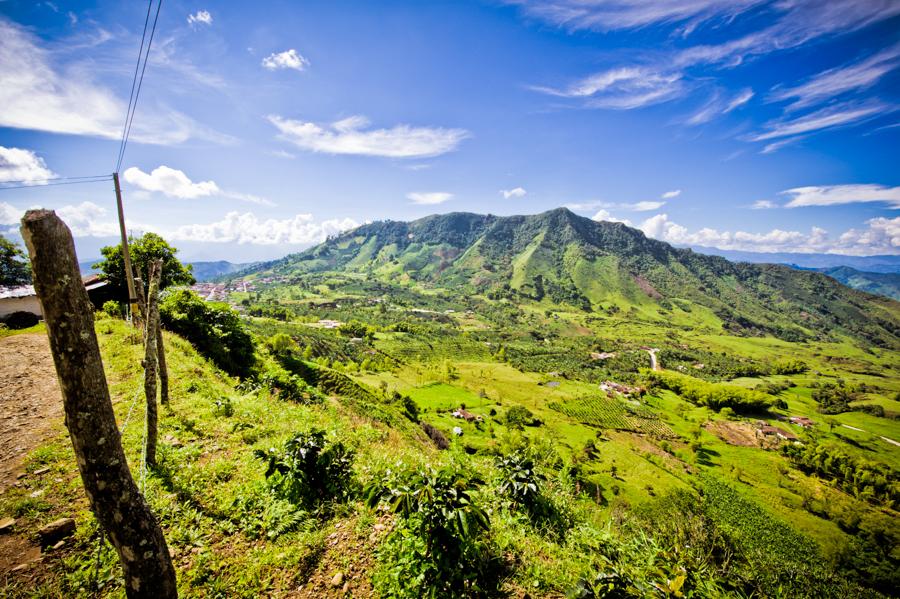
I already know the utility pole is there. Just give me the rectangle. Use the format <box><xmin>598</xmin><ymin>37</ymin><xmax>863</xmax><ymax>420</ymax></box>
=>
<box><xmin>113</xmin><ymin>172</ymin><xmax>139</xmax><ymax>320</ymax></box>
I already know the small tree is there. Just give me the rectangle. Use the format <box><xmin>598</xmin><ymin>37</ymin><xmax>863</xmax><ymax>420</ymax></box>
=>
<box><xmin>94</xmin><ymin>233</ymin><xmax>194</xmax><ymax>299</ymax></box>
<box><xmin>0</xmin><ymin>234</ymin><xmax>31</xmax><ymax>285</ymax></box>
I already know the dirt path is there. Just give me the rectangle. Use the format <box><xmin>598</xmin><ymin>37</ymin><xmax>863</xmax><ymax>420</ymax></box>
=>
<box><xmin>0</xmin><ymin>334</ymin><xmax>63</xmax><ymax>493</ymax></box>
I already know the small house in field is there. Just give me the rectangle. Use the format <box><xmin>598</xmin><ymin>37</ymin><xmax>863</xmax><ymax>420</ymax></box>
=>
<box><xmin>757</xmin><ymin>423</ymin><xmax>799</xmax><ymax>442</ymax></box>
<box><xmin>451</xmin><ymin>407</ymin><xmax>483</xmax><ymax>423</ymax></box>
<box><xmin>790</xmin><ymin>416</ymin><xmax>815</xmax><ymax>428</ymax></box>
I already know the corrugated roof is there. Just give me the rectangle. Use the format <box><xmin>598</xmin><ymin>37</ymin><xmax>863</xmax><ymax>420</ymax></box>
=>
<box><xmin>0</xmin><ymin>285</ymin><xmax>36</xmax><ymax>299</ymax></box>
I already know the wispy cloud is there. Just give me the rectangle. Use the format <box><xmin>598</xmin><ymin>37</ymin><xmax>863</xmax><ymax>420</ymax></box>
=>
<box><xmin>661</xmin><ymin>189</ymin><xmax>681</xmax><ymax>199</ymax></box>
<box><xmin>509</xmin><ymin>0</ymin><xmax>766</xmax><ymax>33</ymax></box>
<box><xmin>407</xmin><ymin>192</ymin><xmax>453</xmax><ymax>205</ymax></box>
<box><xmin>747</xmin><ymin>101</ymin><xmax>888</xmax><ymax>142</ymax></box>
<box><xmin>0</xmin><ymin>146</ymin><xmax>55</xmax><ymax>184</ymax></box>
<box><xmin>685</xmin><ymin>89</ymin><xmax>753</xmax><ymax>125</ymax></box>
<box><xmin>782</xmin><ymin>184</ymin><xmax>900</xmax><ymax>209</ymax></box>
<box><xmin>533</xmin><ymin>67</ymin><xmax>686</xmax><ymax>110</ymax></box>
<box><xmin>501</xmin><ymin>187</ymin><xmax>527</xmax><ymax>199</ymax></box>
<box><xmin>0</xmin><ymin>19</ymin><xmax>230</xmax><ymax>144</ymax></box>
<box><xmin>123</xmin><ymin>165</ymin><xmax>274</xmax><ymax>206</ymax></box>
<box><xmin>270</xmin><ymin>115</ymin><xmax>469</xmax><ymax>158</ymax></box>
<box><xmin>770</xmin><ymin>43</ymin><xmax>900</xmax><ymax>109</ymax></box>
<box><xmin>262</xmin><ymin>49</ymin><xmax>310</xmax><ymax>72</ymax></box>
<box><xmin>751</xmin><ymin>199</ymin><xmax>777</xmax><ymax>209</ymax></box>
<box><xmin>187</xmin><ymin>10</ymin><xmax>212</xmax><ymax>26</ymax></box>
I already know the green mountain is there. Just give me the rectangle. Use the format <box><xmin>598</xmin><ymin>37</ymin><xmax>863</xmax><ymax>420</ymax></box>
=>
<box><xmin>812</xmin><ymin>266</ymin><xmax>900</xmax><ymax>301</ymax></box>
<box><xmin>250</xmin><ymin>208</ymin><xmax>900</xmax><ymax>348</ymax></box>
<box><xmin>189</xmin><ymin>260</ymin><xmax>257</xmax><ymax>282</ymax></box>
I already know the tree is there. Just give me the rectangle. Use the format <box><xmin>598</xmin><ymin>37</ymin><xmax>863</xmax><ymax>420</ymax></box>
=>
<box><xmin>94</xmin><ymin>233</ymin><xmax>194</xmax><ymax>299</ymax></box>
<box><xmin>0</xmin><ymin>234</ymin><xmax>31</xmax><ymax>286</ymax></box>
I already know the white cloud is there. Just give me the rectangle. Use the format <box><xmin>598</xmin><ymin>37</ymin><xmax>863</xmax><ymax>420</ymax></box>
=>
<box><xmin>639</xmin><ymin>212</ymin><xmax>900</xmax><ymax>255</ymax></box>
<box><xmin>56</xmin><ymin>202</ymin><xmax>121</xmax><ymax>237</ymax></box>
<box><xmin>724</xmin><ymin>88</ymin><xmax>754</xmax><ymax>112</ymax></box>
<box><xmin>629</xmin><ymin>201</ymin><xmax>665</xmax><ymax>211</ymax></box>
<box><xmin>187</xmin><ymin>10</ymin><xmax>213</xmax><ymax>26</ymax></box>
<box><xmin>510</xmin><ymin>0</ymin><xmax>766</xmax><ymax>32</ymax></box>
<box><xmin>760</xmin><ymin>137</ymin><xmax>804</xmax><ymax>154</ymax></box>
<box><xmin>170</xmin><ymin>212</ymin><xmax>358</xmax><ymax>245</ymax></box>
<box><xmin>124</xmin><ymin>166</ymin><xmax>218</xmax><ymax>199</ymax></box>
<box><xmin>770</xmin><ymin>43</ymin><xmax>900</xmax><ymax>110</ymax></box>
<box><xmin>0</xmin><ymin>19</ymin><xmax>228</xmax><ymax>145</ymax></box>
<box><xmin>0</xmin><ymin>202</ymin><xmax>22</xmax><ymax>225</ymax></box>
<box><xmin>270</xmin><ymin>115</ymin><xmax>469</xmax><ymax>158</ymax></box>
<box><xmin>261</xmin><ymin>49</ymin><xmax>310</xmax><ymax>72</ymax></box>
<box><xmin>123</xmin><ymin>165</ymin><xmax>273</xmax><ymax>205</ymax></box>
<box><xmin>782</xmin><ymin>184</ymin><xmax>900</xmax><ymax>209</ymax></box>
<box><xmin>686</xmin><ymin>89</ymin><xmax>753</xmax><ymax>125</ymax></box>
<box><xmin>501</xmin><ymin>187</ymin><xmax>527</xmax><ymax>199</ymax></box>
<box><xmin>661</xmin><ymin>189</ymin><xmax>681</xmax><ymax>199</ymax></box>
<box><xmin>751</xmin><ymin>200</ymin><xmax>777</xmax><ymax>209</ymax></box>
<box><xmin>534</xmin><ymin>67</ymin><xmax>686</xmax><ymax>110</ymax></box>
<box><xmin>407</xmin><ymin>192</ymin><xmax>453</xmax><ymax>205</ymax></box>
<box><xmin>0</xmin><ymin>147</ymin><xmax>55</xmax><ymax>184</ymax></box>
<box><xmin>591</xmin><ymin>209</ymin><xmax>632</xmax><ymax>226</ymax></box>
<box><xmin>748</xmin><ymin>101</ymin><xmax>888</xmax><ymax>142</ymax></box>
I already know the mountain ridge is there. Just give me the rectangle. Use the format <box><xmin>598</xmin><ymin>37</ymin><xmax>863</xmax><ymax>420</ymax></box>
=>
<box><xmin>240</xmin><ymin>207</ymin><xmax>900</xmax><ymax>348</ymax></box>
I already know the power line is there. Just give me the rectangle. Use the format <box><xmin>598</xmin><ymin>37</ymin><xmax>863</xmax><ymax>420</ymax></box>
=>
<box><xmin>116</xmin><ymin>0</ymin><xmax>163</xmax><ymax>173</ymax></box>
<box><xmin>115</xmin><ymin>0</ymin><xmax>154</xmax><ymax>173</ymax></box>
<box><xmin>0</xmin><ymin>175</ymin><xmax>112</xmax><ymax>191</ymax></box>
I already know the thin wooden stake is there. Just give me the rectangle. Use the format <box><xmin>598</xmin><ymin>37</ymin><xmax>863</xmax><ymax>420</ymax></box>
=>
<box><xmin>20</xmin><ymin>210</ymin><xmax>177</xmax><ymax>599</ymax></box>
<box><xmin>143</xmin><ymin>260</ymin><xmax>161</xmax><ymax>469</ymax></box>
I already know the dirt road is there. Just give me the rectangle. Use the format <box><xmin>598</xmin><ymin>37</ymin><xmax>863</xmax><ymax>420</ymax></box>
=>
<box><xmin>0</xmin><ymin>334</ymin><xmax>63</xmax><ymax>493</ymax></box>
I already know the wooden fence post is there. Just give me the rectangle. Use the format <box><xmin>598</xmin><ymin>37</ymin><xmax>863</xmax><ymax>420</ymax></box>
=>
<box><xmin>144</xmin><ymin>260</ymin><xmax>161</xmax><ymax>469</ymax></box>
<box><xmin>21</xmin><ymin>210</ymin><xmax>177</xmax><ymax>599</ymax></box>
<box><xmin>157</xmin><ymin>323</ymin><xmax>170</xmax><ymax>406</ymax></box>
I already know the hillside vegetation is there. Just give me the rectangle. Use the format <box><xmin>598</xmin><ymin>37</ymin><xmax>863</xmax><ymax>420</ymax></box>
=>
<box><xmin>2</xmin><ymin>210</ymin><xmax>899</xmax><ymax>597</ymax></box>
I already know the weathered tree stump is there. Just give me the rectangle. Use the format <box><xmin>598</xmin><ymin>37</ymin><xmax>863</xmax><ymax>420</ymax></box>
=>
<box><xmin>21</xmin><ymin>210</ymin><xmax>177</xmax><ymax>599</ymax></box>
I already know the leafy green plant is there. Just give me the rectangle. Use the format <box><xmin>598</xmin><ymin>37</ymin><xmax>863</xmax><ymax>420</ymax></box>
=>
<box><xmin>160</xmin><ymin>289</ymin><xmax>256</xmax><ymax>378</ymax></box>
<box><xmin>367</xmin><ymin>465</ymin><xmax>495</xmax><ymax>597</ymax></box>
<box><xmin>254</xmin><ymin>430</ymin><xmax>355</xmax><ymax>510</ymax></box>
<box><xmin>101</xmin><ymin>300</ymin><xmax>123</xmax><ymax>319</ymax></box>
<box><xmin>496</xmin><ymin>452</ymin><xmax>544</xmax><ymax>508</ymax></box>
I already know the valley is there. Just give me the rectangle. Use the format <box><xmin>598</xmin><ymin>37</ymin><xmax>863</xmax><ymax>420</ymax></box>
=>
<box><xmin>2</xmin><ymin>209</ymin><xmax>898</xmax><ymax>597</ymax></box>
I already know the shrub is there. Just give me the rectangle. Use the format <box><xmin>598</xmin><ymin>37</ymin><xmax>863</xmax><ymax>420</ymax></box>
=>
<box><xmin>1</xmin><ymin>311</ymin><xmax>39</xmax><ymax>330</ymax></box>
<box><xmin>421</xmin><ymin>422</ymin><xmax>449</xmax><ymax>450</ymax></box>
<box><xmin>254</xmin><ymin>430</ymin><xmax>355</xmax><ymax>511</ymax></box>
<box><xmin>647</xmin><ymin>371</ymin><xmax>774</xmax><ymax>413</ymax></box>
<box><xmin>102</xmin><ymin>300</ymin><xmax>123</xmax><ymax>319</ymax></box>
<box><xmin>367</xmin><ymin>466</ymin><xmax>494</xmax><ymax>597</ymax></box>
<box><xmin>495</xmin><ymin>452</ymin><xmax>543</xmax><ymax>508</ymax></box>
<box><xmin>160</xmin><ymin>289</ymin><xmax>255</xmax><ymax>378</ymax></box>
<box><xmin>505</xmin><ymin>405</ymin><xmax>534</xmax><ymax>429</ymax></box>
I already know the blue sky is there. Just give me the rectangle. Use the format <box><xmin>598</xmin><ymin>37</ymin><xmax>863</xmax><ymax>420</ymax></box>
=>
<box><xmin>0</xmin><ymin>0</ymin><xmax>898</xmax><ymax>261</ymax></box>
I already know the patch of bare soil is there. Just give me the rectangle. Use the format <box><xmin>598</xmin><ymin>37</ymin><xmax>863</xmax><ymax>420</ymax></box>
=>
<box><xmin>0</xmin><ymin>334</ymin><xmax>63</xmax><ymax>492</ymax></box>
<box><xmin>289</xmin><ymin>514</ymin><xmax>394</xmax><ymax>598</ymax></box>
<box><xmin>0</xmin><ymin>334</ymin><xmax>64</xmax><ymax>575</ymax></box>
<box><xmin>704</xmin><ymin>420</ymin><xmax>759</xmax><ymax>447</ymax></box>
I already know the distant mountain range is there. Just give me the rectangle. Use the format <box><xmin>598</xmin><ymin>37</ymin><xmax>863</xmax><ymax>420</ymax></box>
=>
<box><xmin>690</xmin><ymin>247</ymin><xmax>900</xmax><ymax>274</ymax></box>
<box><xmin>79</xmin><ymin>260</ymin><xmax>256</xmax><ymax>282</ymax></box>
<box><xmin>243</xmin><ymin>208</ymin><xmax>900</xmax><ymax>348</ymax></box>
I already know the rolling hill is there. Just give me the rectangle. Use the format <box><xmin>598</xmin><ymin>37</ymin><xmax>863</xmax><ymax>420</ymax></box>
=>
<box><xmin>246</xmin><ymin>207</ymin><xmax>900</xmax><ymax>348</ymax></box>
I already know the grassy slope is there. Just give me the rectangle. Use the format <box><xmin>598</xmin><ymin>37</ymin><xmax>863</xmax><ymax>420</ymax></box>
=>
<box><xmin>3</xmin><ymin>281</ymin><xmax>899</xmax><ymax>596</ymax></box>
